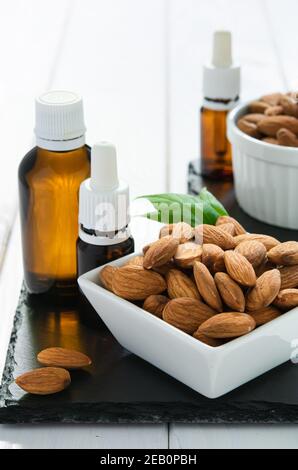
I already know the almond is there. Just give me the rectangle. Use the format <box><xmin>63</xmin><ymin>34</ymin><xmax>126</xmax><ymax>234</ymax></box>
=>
<box><xmin>268</xmin><ymin>241</ymin><xmax>298</xmax><ymax>266</ymax></box>
<box><xmin>277</xmin><ymin>128</ymin><xmax>298</xmax><ymax>147</ymax></box>
<box><xmin>192</xmin><ymin>330</ymin><xmax>223</xmax><ymax>347</ymax></box>
<box><xmin>174</xmin><ymin>242</ymin><xmax>202</xmax><ymax>268</ymax></box>
<box><xmin>246</xmin><ymin>269</ymin><xmax>281</xmax><ymax>311</ymax></box>
<box><xmin>249</xmin><ymin>306</ymin><xmax>281</xmax><ymax>326</ymax></box>
<box><xmin>193</xmin><ymin>261</ymin><xmax>223</xmax><ymax>312</ymax></box>
<box><xmin>37</xmin><ymin>347</ymin><xmax>92</xmax><ymax>369</ymax></box>
<box><xmin>15</xmin><ymin>367</ymin><xmax>71</xmax><ymax>395</ymax></box>
<box><xmin>235</xmin><ymin>240</ymin><xmax>267</xmax><ymax>268</ymax></box>
<box><xmin>163</xmin><ymin>297</ymin><xmax>216</xmax><ymax>334</ymax></box>
<box><xmin>262</xmin><ymin>137</ymin><xmax>279</xmax><ymax>145</ymax></box>
<box><xmin>126</xmin><ymin>255</ymin><xmax>144</xmax><ymax>267</ymax></box>
<box><xmin>249</xmin><ymin>100</ymin><xmax>270</xmax><ymax>114</ymax></box>
<box><xmin>112</xmin><ymin>265</ymin><xmax>166</xmax><ymax>300</ymax></box>
<box><xmin>143</xmin><ymin>294</ymin><xmax>169</xmax><ymax>318</ymax></box>
<box><xmin>279</xmin><ymin>265</ymin><xmax>298</xmax><ymax>289</ymax></box>
<box><xmin>237</xmin><ymin>118</ymin><xmax>261</xmax><ymax>138</ymax></box>
<box><xmin>143</xmin><ymin>236</ymin><xmax>179</xmax><ymax>269</ymax></box>
<box><xmin>100</xmin><ymin>265</ymin><xmax>117</xmax><ymax>291</ymax></box>
<box><xmin>216</xmin><ymin>215</ymin><xmax>246</xmax><ymax>235</ymax></box>
<box><xmin>257</xmin><ymin>115</ymin><xmax>298</xmax><ymax>137</ymax></box>
<box><xmin>166</xmin><ymin>268</ymin><xmax>200</xmax><ymax>300</ymax></box>
<box><xmin>159</xmin><ymin>222</ymin><xmax>194</xmax><ymax>243</ymax></box>
<box><xmin>260</xmin><ymin>92</ymin><xmax>283</xmax><ymax>106</ymax></box>
<box><xmin>201</xmin><ymin>243</ymin><xmax>225</xmax><ymax>273</ymax></box>
<box><xmin>264</xmin><ymin>105</ymin><xmax>284</xmax><ymax>116</ymax></box>
<box><xmin>234</xmin><ymin>233</ymin><xmax>280</xmax><ymax>251</ymax></box>
<box><xmin>255</xmin><ymin>260</ymin><xmax>276</xmax><ymax>277</ymax></box>
<box><xmin>273</xmin><ymin>289</ymin><xmax>298</xmax><ymax>310</ymax></box>
<box><xmin>242</xmin><ymin>113</ymin><xmax>267</xmax><ymax>124</ymax></box>
<box><xmin>198</xmin><ymin>312</ymin><xmax>256</xmax><ymax>338</ymax></box>
<box><xmin>214</xmin><ymin>272</ymin><xmax>245</xmax><ymax>312</ymax></box>
<box><xmin>224</xmin><ymin>250</ymin><xmax>256</xmax><ymax>287</ymax></box>
<box><xmin>195</xmin><ymin>224</ymin><xmax>236</xmax><ymax>250</ymax></box>
<box><xmin>152</xmin><ymin>261</ymin><xmax>175</xmax><ymax>276</ymax></box>
<box><xmin>280</xmin><ymin>95</ymin><xmax>298</xmax><ymax>118</ymax></box>
<box><xmin>216</xmin><ymin>222</ymin><xmax>235</xmax><ymax>236</ymax></box>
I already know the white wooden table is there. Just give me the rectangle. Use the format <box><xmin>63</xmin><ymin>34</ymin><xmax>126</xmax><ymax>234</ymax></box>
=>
<box><xmin>1</xmin><ymin>0</ymin><xmax>298</xmax><ymax>449</ymax></box>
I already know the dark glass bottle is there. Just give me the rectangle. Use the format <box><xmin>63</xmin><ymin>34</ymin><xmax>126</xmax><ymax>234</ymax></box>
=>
<box><xmin>19</xmin><ymin>145</ymin><xmax>90</xmax><ymax>295</ymax></box>
<box><xmin>77</xmin><ymin>232</ymin><xmax>134</xmax><ymax>276</ymax></box>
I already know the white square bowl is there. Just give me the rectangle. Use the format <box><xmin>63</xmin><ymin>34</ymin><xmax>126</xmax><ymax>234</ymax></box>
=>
<box><xmin>78</xmin><ymin>253</ymin><xmax>298</xmax><ymax>399</ymax></box>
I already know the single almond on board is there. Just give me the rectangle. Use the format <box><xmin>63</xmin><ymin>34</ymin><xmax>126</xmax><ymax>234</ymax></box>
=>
<box><xmin>279</xmin><ymin>265</ymin><xmax>298</xmax><ymax>289</ymax></box>
<box><xmin>112</xmin><ymin>265</ymin><xmax>166</xmax><ymax>300</ymax></box>
<box><xmin>224</xmin><ymin>250</ymin><xmax>256</xmax><ymax>287</ymax></box>
<box><xmin>268</xmin><ymin>241</ymin><xmax>298</xmax><ymax>266</ymax></box>
<box><xmin>201</xmin><ymin>243</ymin><xmax>225</xmax><ymax>273</ymax></box>
<box><xmin>248</xmin><ymin>100</ymin><xmax>270</xmax><ymax>114</ymax></box>
<box><xmin>193</xmin><ymin>261</ymin><xmax>223</xmax><ymax>312</ymax></box>
<box><xmin>166</xmin><ymin>269</ymin><xmax>200</xmax><ymax>300</ymax></box>
<box><xmin>195</xmin><ymin>224</ymin><xmax>235</xmax><ymax>250</ymax></box>
<box><xmin>159</xmin><ymin>222</ymin><xmax>194</xmax><ymax>243</ymax></box>
<box><xmin>233</xmin><ymin>233</ymin><xmax>280</xmax><ymax>251</ymax></box>
<box><xmin>214</xmin><ymin>272</ymin><xmax>245</xmax><ymax>312</ymax></box>
<box><xmin>246</xmin><ymin>269</ymin><xmax>281</xmax><ymax>311</ymax></box>
<box><xmin>126</xmin><ymin>255</ymin><xmax>144</xmax><ymax>267</ymax></box>
<box><xmin>100</xmin><ymin>265</ymin><xmax>117</xmax><ymax>291</ymax></box>
<box><xmin>249</xmin><ymin>306</ymin><xmax>281</xmax><ymax>326</ymax></box>
<box><xmin>193</xmin><ymin>330</ymin><xmax>223</xmax><ymax>347</ymax></box>
<box><xmin>143</xmin><ymin>294</ymin><xmax>169</xmax><ymax>318</ymax></box>
<box><xmin>174</xmin><ymin>242</ymin><xmax>202</xmax><ymax>268</ymax></box>
<box><xmin>273</xmin><ymin>289</ymin><xmax>298</xmax><ymax>310</ymax></box>
<box><xmin>143</xmin><ymin>236</ymin><xmax>179</xmax><ymax>269</ymax></box>
<box><xmin>215</xmin><ymin>215</ymin><xmax>246</xmax><ymax>236</ymax></box>
<box><xmin>163</xmin><ymin>297</ymin><xmax>216</xmax><ymax>334</ymax></box>
<box><xmin>199</xmin><ymin>312</ymin><xmax>256</xmax><ymax>339</ymax></box>
<box><xmin>37</xmin><ymin>347</ymin><xmax>92</xmax><ymax>369</ymax></box>
<box><xmin>15</xmin><ymin>367</ymin><xmax>71</xmax><ymax>395</ymax></box>
<box><xmin>235</xmin><ymin>240</ymin><xmax>267</xmax><ymax>268</ymax></box>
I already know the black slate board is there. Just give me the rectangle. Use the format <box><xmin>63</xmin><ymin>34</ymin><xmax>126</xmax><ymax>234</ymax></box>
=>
<box><xmin>1</xmin><ymin>166</ymin><xmax>298</xmax><ymax>424</ymax></box>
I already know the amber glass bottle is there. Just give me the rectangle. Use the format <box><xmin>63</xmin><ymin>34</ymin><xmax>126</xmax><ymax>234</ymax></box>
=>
<box><xmin>200</xmin><ymin>107</ymin><xmax>232</xmax><ymax>179</ymax></box>
<box><xmin>18</xmin><ymin>91</ymin><xmax>90</xmax><ymax>295</ymax></box>
<box><xmin>200</xmin><ymin>31</ymin><xmax>240</xmax><ymax>180</ymax></box>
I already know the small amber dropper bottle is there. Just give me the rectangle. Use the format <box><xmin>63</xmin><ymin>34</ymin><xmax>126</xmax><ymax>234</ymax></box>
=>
<box><xmin>77</xmin><ymin>142</ymin><xmax>134</xmax><ymax>277</ymax></box>
<box><xmin>200</xmin><ymin>31</ymin><xmax>240</xmax><ymax>180</ymax></box>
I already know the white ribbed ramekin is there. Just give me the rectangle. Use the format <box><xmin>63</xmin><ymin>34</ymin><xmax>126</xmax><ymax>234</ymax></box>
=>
<box><xmin>228</xmin><ymin>103</ymin><xmax>298</xmax><ymax>230</ymax></box>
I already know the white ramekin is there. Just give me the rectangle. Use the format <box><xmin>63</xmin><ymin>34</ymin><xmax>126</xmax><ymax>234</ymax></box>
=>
<box><xmin>228</xmin><ymin>103</ymin><xmax>298</xmax><ymax>230</ymax></box>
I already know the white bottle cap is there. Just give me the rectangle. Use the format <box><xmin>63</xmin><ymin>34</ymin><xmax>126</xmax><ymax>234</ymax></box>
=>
<box><xmin>79</xmin><ymin>142</ymin><xmax>130</xmax><ymax>245</ymax></box>
<box><xmin>35</xmin><ymin>90</ymin><xmax>86</xmax><ymax>151</ymax></box>
<box><xmin>203</xmin><ymin>31</ymin><xmax>240</xmax><ymax>110</ymax></box>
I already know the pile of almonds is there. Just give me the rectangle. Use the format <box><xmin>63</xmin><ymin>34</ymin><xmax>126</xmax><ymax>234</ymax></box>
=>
<box><xmin>100</xmin><ymin>217</ymin><xmax>298</xmax><ymax>347</ymax></box>
<box><xmin>237</xmin><ymin>92</ymin><xmax>298</xmax><ymax>147</ymax></box>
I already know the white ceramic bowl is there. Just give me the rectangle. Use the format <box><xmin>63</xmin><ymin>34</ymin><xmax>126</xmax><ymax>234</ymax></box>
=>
<box><xmin>228</xmin><ymin>103</ymin><xmax>298</xmax><ymax>230</ymax></box>
<box><xmin>78</xmin><ymin>252</ymin><xmax>298</xmax><ymax>399</ymax></box>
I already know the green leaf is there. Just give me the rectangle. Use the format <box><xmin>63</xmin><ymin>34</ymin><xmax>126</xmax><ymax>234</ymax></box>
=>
<box><xmin>138</xmin><ymin>189</ymin><xmax>228</xmax><ymax>227</ymax></box>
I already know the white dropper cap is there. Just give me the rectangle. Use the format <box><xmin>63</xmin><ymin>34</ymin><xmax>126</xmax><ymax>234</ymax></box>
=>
<box><xmin>212</xmin><ymin>31</ymin><xmax>232</xmax><ymax>68</ymax></box>
<box><xmin>203</xmin><ymin>30</ymin><xmax>240</xmax><ymax>109</ymax></box>
<box><xmin>35</xmin><ymin>90</ymin><xmax>86</xmax><ymax>151</ymax></box>
<box><xmin>79</xmin><ymin>142</ymin><xmax>130</xmax><ymax>245</ymax></box>
<box><xmin>90</xmin><ymin>142</ymin><xmax>119</xmax><ymax>191</ymax></box>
